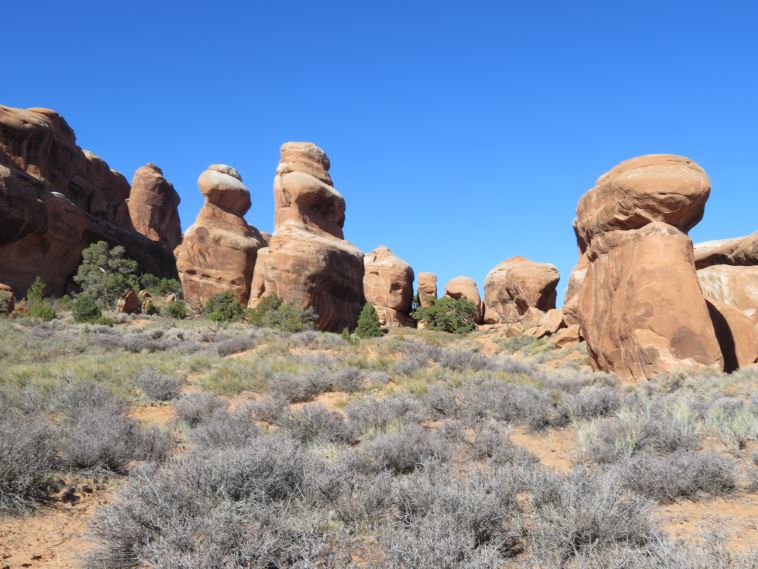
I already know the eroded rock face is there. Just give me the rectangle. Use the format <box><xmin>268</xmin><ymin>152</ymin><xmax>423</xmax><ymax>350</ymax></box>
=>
<box><xmin>175</xmin><ymin>165</ymin><xmax>265</xmax><ymax>307</ymax></box>
<box><xmin>706</xmin><ymin>300</ymin><xmax>758</xmax><ymax>371</ymax></box>
<box><xmin>444</xmin><ymin>276</ymin><xmax>482</xmax><ymax>322</ymax></box>
<box><xmin>697</xmin><ymin>265</ymin><xmax>758</xmax><ymax>323</ymax></box>
<box><xmin>248</xmin><ymin>143</ymin><xmax>364</xmax><ymax>332</ymax></box>
<box><xmin>128</xmin><ymin>164</ymin><xmax>182</xmax><ymax>251</ymax></box>
<box><xmin>574</xmin><ymin>155</ymin><xmax>725</xmax><ymax>381</ymax></box>
<box><xmin>363</xmin><ymin>245</ymin><xmax>415</xmax><ymax>327</ymax></box>
<box><xmin>573</xmin><ymin>154</ymin><xmax>710</xmax><ymax>248</ymax></box>
<box><xmin>0</xmin><ymin>105</ymin><xmax>176</xmax><ymax>296</ymax></box>
<box><xmin>694</xmin><ymin>231</ymin><xmax>758</xmax><ymax>269</ymax></box>
<box><xmin>578</xmin><ymin>222</ymin><xmax>723</xmax><ymax>381</ymax></box>
<box><xmin>483</xmin><ymin>257</ymin><xmax>559</xmax><ymax>325</ymax></box>
<box><xmin>417</xmin><ymin>272</ymin><xmax>437</xmax><ymax>307</ymax></box>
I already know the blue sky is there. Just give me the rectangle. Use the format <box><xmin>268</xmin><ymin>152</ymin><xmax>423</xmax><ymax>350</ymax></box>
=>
<box><xmin>5</xmin><ymin>1</ymin><xmax>757</xmax><ymax>303</ymax></box>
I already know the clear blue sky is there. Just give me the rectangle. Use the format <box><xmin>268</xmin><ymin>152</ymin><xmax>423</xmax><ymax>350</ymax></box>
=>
<box><xmin>5</xmin><ymin>1</ymin><xmax>757</xmax><ymax>303</ymax></box>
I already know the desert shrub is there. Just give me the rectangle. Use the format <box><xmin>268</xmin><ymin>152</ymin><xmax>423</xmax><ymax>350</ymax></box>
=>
<box><xmin>187</xmin><ymin>403</ymin><xmax>260</xmax><ymax>450</ymax></box>
<box><xmin>247</xmin><ymin>293</ymin><xmax>315</xmax><ymax>332</ymax></box>
<box><xmin>616</xmin><ymin>451</ymin><xmax>736</xmax><ymax>502</ymax></box>
<box><xmin>206</xmin><ymin>291</ymin><xmax>244</xmax><ymax>322</ymax></box>
<box><xmin>564</xmin><ymin>385</ymin><xmax>622</xmax><ymax>420</ymax></box>
<box><xmin>164</xmin><ymin>298</ymin><xmax>188</xmax><ymax>319</ymax></box>
<box><xmin>355</xmin><ymin>302</ymin><xmax>383</xmax><ymax>338</ymax></box>
<box><xmin>705</xmin><ymin>396</ymin><xmax>758</xmax><ymax>451</ymax></box>
<box><xmin>469</xmin><ymin>420</ymin><xmax>539</xmax><ymax>465</ymax></box>
<box><xmin>139</xmin><ymin>274</ymin><xmax>182</xmax><ymax>296</ymax></box>
<box><xmin>214</xmin><ymin>334</ymin><xmax>256</xmax><ymax>357</ymax></box>
<box><xmin>280</xmin><ymin>405</ymin><xmax>354</xmax><ymax>445</ymax></box>
<box><xmin>133</xmin><ymin>367</ymin><xmax>182</xmax><ymax>401</ymax></box>
<box><xmin>0</xmin><ymin>415</ymin><xmax>58</xmax><ymax>512</ymax></box>
<box><xmin>73</xmin><ymin>294</ymin><xmax>103</xmax><ymax>323</ymax></box>
<box><xmin>353</xmin><ymin>424</ymin><xmax>451</xmax><ymax>474</ymax></box>
<box><xmin>73</xmin><ymin>241</ymin><xmax>139</xmax><ymax>308</ymax></box>
<box><xmin>412</xmin><ymin>296</ymin><xmax>478</xmax><ymax>334</ymax></box>
<box><xmin>530</xmin><ymin>468</ymin><xmax>658</xmax><ymax>564</ymax></box>
<box><xmin>26</xmin><ymin>277</ymin><xmax>57</xmax><ymax>321</ymax></box>
<box><xmin>268</xmin><ymin>367</ymin><xmax>367</xmax><ymax>403</ymax></box>
<box><xmin>174</xmin><ymin>392</ymin><xmax>227</xmax><ymax>427</ymax></box>
<box><xmin>346</xmin><ymin>393</ymin><xmax>427</xmax><ymax>436</ymax></box>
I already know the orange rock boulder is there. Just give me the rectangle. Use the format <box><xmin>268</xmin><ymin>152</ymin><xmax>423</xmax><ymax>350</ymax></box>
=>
<box><xmin>444</xmin><ymin>276</ymin><xmax>482</xmax><ymax>323</ymax></box>
<box><xmin>417</xmin><ymin>272</ymin><xmax>438</xmax><ymax>307</ymax></box>
<box><xmin>694</xmin><ymin>231</ymin><xmax>758</xmax><ymax>269</ymax></box>
<box><xmin>175</xmin><ymin>165</ymin><xmax>265</xmax><ymax>307</ymax></box>
<box><xmin>482</xmin><ymin>257</ymin><xmax>559</xmax><ymax>325</ymax></box>
<box><xmin>363</xmin><ymin>246</ymin><xmax>415</xmax><ymax>327</ymax></box>
<box><xmin>248</xmin><ymin>143</ymin><xmax>364</xmax><ymax>332</ymax></box>
<box><xmin>127</xmin><ymin>164</ymin><xmax>182</xmax><ymax>251</ymax></box>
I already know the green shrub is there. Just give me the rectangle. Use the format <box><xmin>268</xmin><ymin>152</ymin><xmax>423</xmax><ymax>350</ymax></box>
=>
<box><xmin>26</xmin><ymin>278</ymin><xmax>56</xmax><ymax>321</ymax></box>
<box><xmin>206</xmin><ymin>292</ymin><xmax>244</xmax><ymax>323</ymax></box>
<box><xmin>355</xmin><ymin>303</ymin><xmax>383</xmax><ymax>338</ymax></box>
<box><xmin>73</xmin><ymin>294</ymin><xmax>103</xmax><ymax>323</ymax></box>
<box><xmin>164</xmin><ymin>299</ymin><xmax>188</xmax><ymax>319</ymax></box>
<box><xmin>247</xmin><ymin>294</ymin><xmax>315</xmax><ymax>332</ymax></box>
<box><xmin>73</xmin><ymin>241</ymin><xmax>139</xmax><ymax>308</ymax></box>
<box><xmin>412</xmin><ymin>297</ymin><xmax>477</xmax><ymax>334</ymax></box>
<box><xmin>140</xmin><ymin>274</ymin><xmax>182</xmax><ymax>297</ymax></box>
<box><xmin>56</xmin><ymin>295</ymin><xmax>73</xmax><ymax>312</ymax></box>
<box><xmin>0</xmin><ymin>288</ymin><xmax>13</xmax><ymax>316</ymax></box>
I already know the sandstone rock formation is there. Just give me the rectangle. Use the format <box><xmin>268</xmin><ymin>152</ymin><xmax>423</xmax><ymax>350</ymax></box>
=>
<box><xmin>248</xmin><ymin>143</ymin><xmax>364</xmax><ymax>332</ymax></box>
<box><xmin>697</xmin><ymin>265</ymin><xmax>758</xmax><ymax>323</ymax></box>
<box><xmin>417</xmin><ymin>272</ymin><xmax>437</xmax><ymax>307</ymax></box>
<box><xmin>694</xmin><ymin>231</ymin><xmax>758</xmax><ymax>269</ymax></box>
<box><xmin>175</xmin><ymin>165</ymin><xmax>265</xmax><ymax>308</ymax></box>
<box><xmin>706</xmin><ymin>300</ymin><xmax>758</xmax><ymax>371</ymax></box>
<box><xmin>117</xmin><ymin>289</ymin><xmax>141</xmax><ymax>314</ymax></box>
<box><xmin>575</xmin><ymin>155</ymin><xmax>723</xmax><ymax>381</ymax></box>
<box><xmin>127</xmin><ymin>164</ymin><xmax>182</xmax><ymax>251</ymax></box>
<box><xmin>525</xmin><ymin>308</ymin><xmax>565</xmax><ymax>339</ymax></box>
<box><xmin>0</xmin><ymin>283</ymin><xmax>14</xmax><ymax>315</ymax></box>
<box><xmin>363</xmin><ymin>246</ymin><xmax>415</xmax><ymax>327</ymax></box>
<box><xmin>0</xmin><ymin>105</ymin><xmax>177</xmax><ymax>296</ymax></box>
<box><xmin>482</xmin><ymin>257</ymin><xmax>559</xmax><ymax>325</ymax></box>
<box><xmin>444</xmin><ymin>276</ymin><xmax>482</xmax><ymax>322</ymax></box>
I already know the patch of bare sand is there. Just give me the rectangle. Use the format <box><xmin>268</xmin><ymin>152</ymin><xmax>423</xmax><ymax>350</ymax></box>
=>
<box><xmin>510</xmin><ymin>426</ymin><xmax>577</xmax><ymax>473</ymax></box>
<box><xmin>657</xmin><ymin>492</ymin><xmax>758</xmax><ymax>552</ymax></box>
<box><xmin>289</xmin><ymin>391</ymin><xmax>350</xmax><ymax>416</ymax></box>
<box><xmin>128</xmin><ymin>403</ymin><xmax>176</xmax><ymax>426</ymax></box>
<box><xmin>0</xmin><ymin>482</ymin><xmax>116</xmax><ymax>569</ymax></box>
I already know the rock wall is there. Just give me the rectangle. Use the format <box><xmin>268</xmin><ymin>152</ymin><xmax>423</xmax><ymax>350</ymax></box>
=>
<box><xmin>363</xmin><ymin>245</ymin><xmax>415</xmax><ymax>327</ymax></box>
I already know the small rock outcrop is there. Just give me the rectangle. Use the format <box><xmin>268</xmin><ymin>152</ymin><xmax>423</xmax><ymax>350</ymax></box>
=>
<box><xmin>444</xmin><ymin>276</ymin><xmax>482</xmax><ymax>322</ymax></box>
<box><xmin>117</xmin><ymin>289</ymin><xmax>141</xmax><ymax>314</ymax></box>
<box><xmin>363</xmin><ymin>246</ymin><xmax>415</xmax><ymax>327</ymax></box>
<box><xmin>417</xmin><ymin>272</ymin><xmax>437</xmax><ymax>307</ymax></box>
<box><xmin>127</xmin><ymin>164</ymin><xmax>182</xmax><ymax>251</ymax></box>
<box><xmin>482</xmin><ymin>257</ymin><xmax>559</xmax><ymax>325</ymax></box>
<box><xmin>0</xmin><ymin>105</ymin><xmax>177</xmax><ymax>296</ymax></box>
<box><xmin>248</xmin><ymin>143</ymin><xmax>364</xmax><ymax>332</ymax></box>
<box><xmin>575</xmin><ymin>155</ymin><xmax>723</xmax><ymax>381</ymax></box>
<box><xmin>694</xmin><ymin>231</ymin><xmax>758</xmax><ymax>269</ymax></box>
<box><xmin>175</xmin><ymin>165</ymin><xmax>265</xmax><ymax>307</ymax></box>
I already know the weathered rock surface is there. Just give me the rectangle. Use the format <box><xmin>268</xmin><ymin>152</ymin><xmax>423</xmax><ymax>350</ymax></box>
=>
<box><xmin>0</xmin><ymin>105</ymin><xmax>176</xmax><ymax>296</ymax></box>
<box><xmin>444</xmin><ymin>276</ymin><xmax>482</xmax><ymax>322</ymax></box>
<box><xmin>248</xmin><ymin>143</ymin><xmax>364</xmax><ymax>332</ymax></box>
<box><xmin>578</xmin><ymin>222</ymin><xmax>723</xmax><ymax>381</ymax></box>
<box><xmin>697</xmin><ymin>265</ymin><xmax>758</xmax><ymax>323</ymax></box>
<box><xmin>363</xmin><ymin>245</ymin><xmax>415</xmax><ymax>327</ymax></box>
<box><xmin>0</xmin><ymin>283</ymin><xmax>14</xmax><ymax>314</ymax></box>
<box><xmin>706</xmin><ymin>300</ymin><xmax>758</xmax><ymax>371</ymax></box>
<box><xmin>417</xmin><ymin>272</ymin><xmax>437</xmax><ymax>307</ymax></box>
<box><xmin>483</xmin><ymin>257</ymin><xmax>559</xmax><ymax>325</ymax></box>
<box><xmin>525</xmin><ymin>308</ymin><xmax>565</xmax><ymax>338</ymax></box>
<box><xmin>128</xmin><ymin>164</ymin><xmax>182</xmax><ymax>251</ymax></box>
<box><xmin>574</xmin><ymin>154</ymin><xmax>710</xmax><ymax>249</ymax></box>
<box><xmin>175</xmin><ymin>165</ymin><xmax>265</xmax><ymax>307</ymax></box>
<box><xmin>117</xmin><ymin>289</ymin><xmax>141</xmax><ymax>314</ymax></box>
<box><xmin>694</xmin><ymin>231</ymin><xmax>758</xmax><ymax>269</ymax></box>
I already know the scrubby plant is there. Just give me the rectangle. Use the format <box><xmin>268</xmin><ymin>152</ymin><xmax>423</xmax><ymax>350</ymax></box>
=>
<box><xmin>139</xmin><ymin>273</ymin><xmax>182</xmax><ymax>296</ymax></box>
<box><xmin>72</xmin><ymin>294</ymin><xmax>103</xmax><ymax>323</ymax></box>
<box><xmin>206</xmin><ymin>291</ymin><xmax>244</xmax><ymax>322</ymax></box>
<box><xmin>412</xmin><ymin>296</ymin><xmax>478</xmax><ymax>334</ymax></box>
<box><xmin>354</xmin><ymin>303</ymin><xmax>383</xmax><ymax>338</ymax></box>
<box><xmin>175</xmin><ymin>392</ymin><xmax>227</xmax><ymax>427</ymax></box>
<box><xmin>164</xmin><ymin>299</ymin><xmax>188</xmax><ymax>319</ymax></box>
<box><xmin>73</xmin><ymin>241</ymin><xmax>139</xmax><ymax>308</ymax></box>
<box><xmin>26</xmin><ymin>277</ymin><xmax>57</xmax><ymax>321</ymax></box>
<box><xmin>246</xmin><ymin>293</ymin><xmax>315</xmax><ymax>332</ymax></box>
<box><xmin>133</xmin><ymin>367</ymin><xmax>182</xmax><ymax>401</ymax></box>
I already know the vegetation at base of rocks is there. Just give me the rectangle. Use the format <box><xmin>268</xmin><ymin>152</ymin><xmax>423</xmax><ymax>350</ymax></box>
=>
<box><xmin>355</xmin><ymin>302</ymin><xmax>383</xmax><ymax>338</ymax></box>
<box><xmin>25</xmin><ymin>277</ymin><xmax>57</xmax><ymax>321</ymax></box>
<box><xmin>73</xmin><ymin>294</ymin><xmax>103</xmax><ymax>323</ymax></box>
<box><xmin>206</xmin><ymin>291</ymin><xmax>244</xmax><ymax>322</ymax></box>
<box><xmin>138</xmin><ymin>273</ymin><xmax>182</xmax><ymax>297</ymax></box>
<box><xmin>246</xmin><ymin>293</ymin><xmax>315</xmax><ymax>332</ymax></box>
<box><xmin>73</xmin><ymin>241</ymin><xmax>140</xmax><ymax>308</ymax></box>
<box><xmin>163</xmin><ymin>298</ymin><xmax>189</xmax><ymax>319</ymax></box>
<box><xmin>412</xmin><ymin>296</ymin><xmax>478</xmax><ymax>334</ymax></box>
